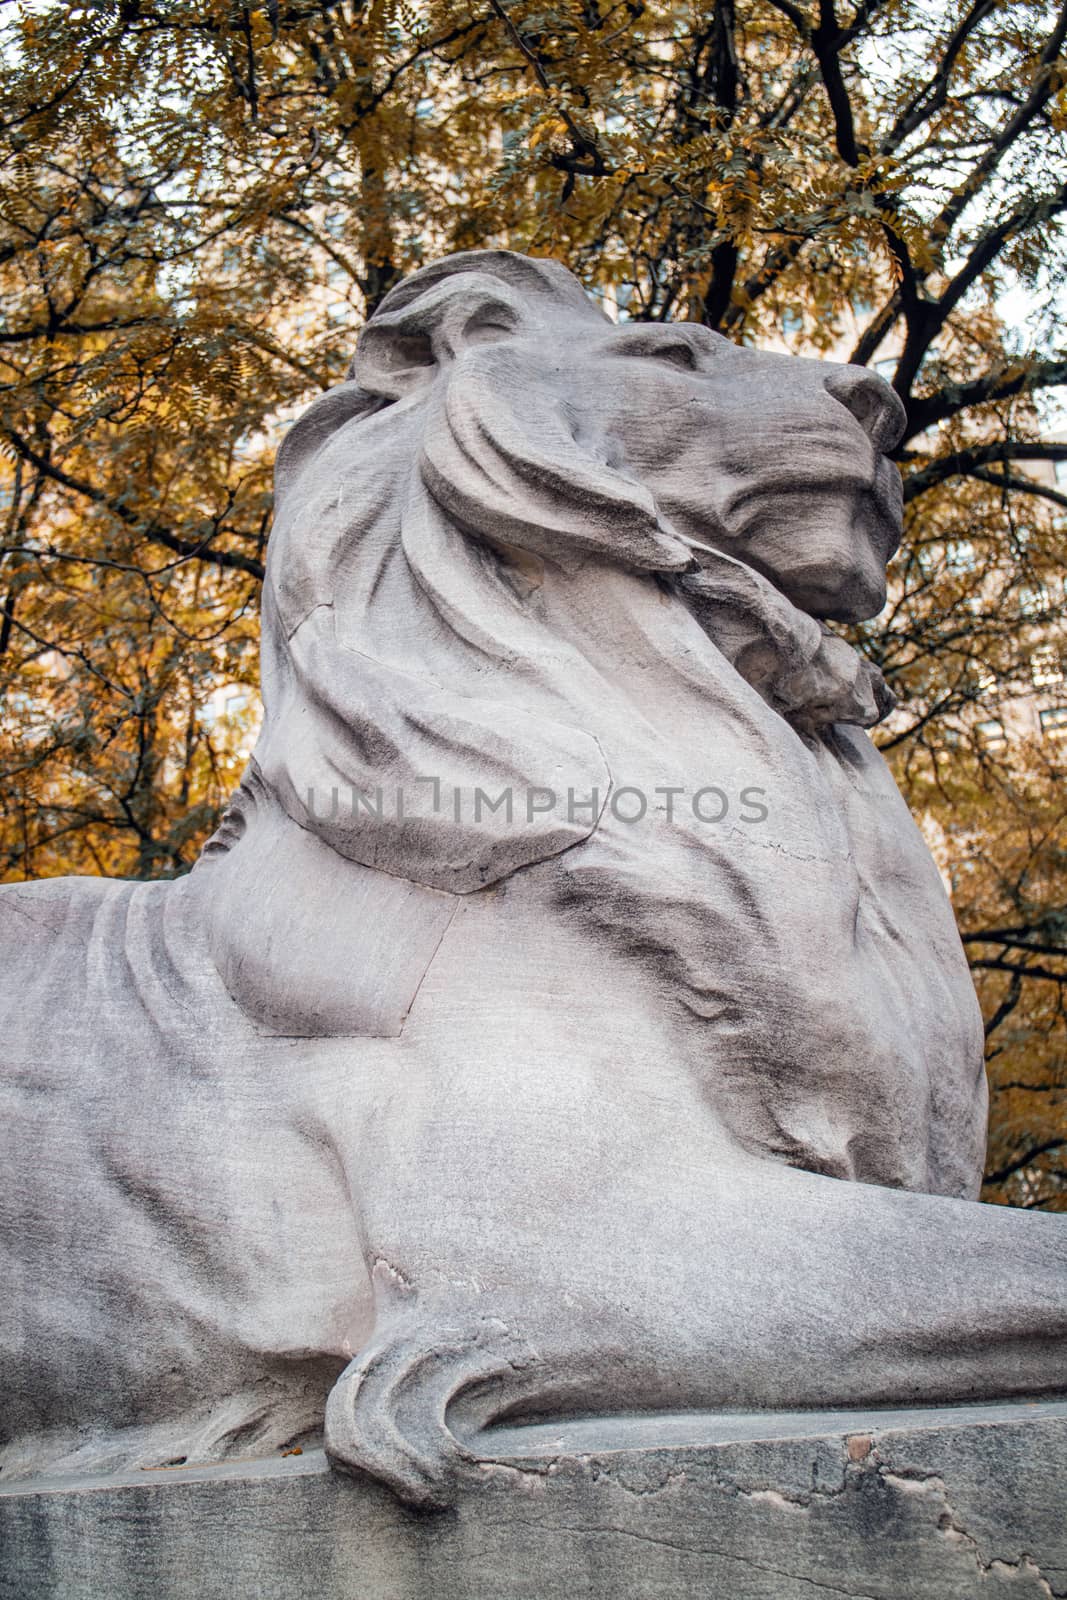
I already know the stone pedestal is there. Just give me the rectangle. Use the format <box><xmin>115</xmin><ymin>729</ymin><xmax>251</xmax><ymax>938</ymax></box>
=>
<box><xmin>2</xmin><ymin>1400</ymin><xmax>1065</xmax><ymax>1598</ymax></box>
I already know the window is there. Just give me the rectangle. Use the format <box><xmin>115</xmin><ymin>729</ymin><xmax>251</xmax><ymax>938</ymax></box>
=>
<box><xmin>976</xmin><ymin>718</ymin><xmax>1007</xmax><ymax>749</ymax></box>
<box><xmin>1039</xmin><ymin>706</ymin><xmax>1067</xmax><ymax>739</ymax></box>
<box><xmin>968</xmin><ymin>662</ymin><xmax>997</xmax><ymax>694</ymax></box>
<box><xmin>1018</xmin><ymin>584</ymin><xmax>1051</xmax><ymax>617</ymax></box>
<box><xmin>1031</xmin><ymin>645</ymin><xmax>1064</xmax><ymax>687</ymax></box>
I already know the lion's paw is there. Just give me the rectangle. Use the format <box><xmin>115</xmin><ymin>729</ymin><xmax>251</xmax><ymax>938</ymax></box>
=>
<box><xmin>324</xmin><ymin>1310</ymin><xmax>533</xmax><ymax>1510</ymax></box>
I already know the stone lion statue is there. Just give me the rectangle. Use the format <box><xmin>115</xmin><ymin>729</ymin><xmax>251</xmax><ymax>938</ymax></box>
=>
<box><xmin>1</xmin><ymin>250</ymin><xmax>1064</xmax><ymax>1509</ymax></box>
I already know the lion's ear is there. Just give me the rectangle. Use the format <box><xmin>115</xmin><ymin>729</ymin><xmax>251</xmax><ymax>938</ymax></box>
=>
<box><xmin>350</xmin><ymin>276</ymin><xmax>524</xmax><ymax>399</ymax></box>
<box><xmin>350</xmin><ymin>326</ymin><xmax>436</xmax><ymax>399</ymax></box>
<box><xmin>351</xmin><ymin>255</ymin><xmax>693</xmax><ymax>573</ymax></box>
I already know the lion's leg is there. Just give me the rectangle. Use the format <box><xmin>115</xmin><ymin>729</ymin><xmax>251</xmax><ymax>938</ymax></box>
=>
<box><xmin>324</xmin><ymin>895</ymin><xmax>1067</xmax><ymax>1509</ymax></box>
<box><xmin>327</xmin><ymin>1107</ymin><xmax>1067</xmax><ymax>1507</ymax></box>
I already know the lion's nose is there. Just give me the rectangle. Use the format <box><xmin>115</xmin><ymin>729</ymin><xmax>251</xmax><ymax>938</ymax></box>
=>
<box><xmin>823</xmin><ymin>365</ymin><xmax>906</xmax><ymax>454</ymax></box>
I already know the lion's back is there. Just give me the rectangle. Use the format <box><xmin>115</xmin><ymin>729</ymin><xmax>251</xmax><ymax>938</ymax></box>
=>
<box><xmin>0</xmin><ymin>873</ymin><xmax>208</xmax><ymax>1445</ymax></box>
<box><xmin>0</xmin><ymin>875</ymin><xmax>130</xmax><ymax>1048</ymax></box>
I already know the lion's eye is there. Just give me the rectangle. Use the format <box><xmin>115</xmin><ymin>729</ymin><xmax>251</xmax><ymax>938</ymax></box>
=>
<box><xmin>603</xmin><ymin>331</ymin><xmax>707</xmax><ymax>371</ymax></box>
<box><xmin>646</xmin><ymin>340</ymin><xmax>699</xmax><ymax>370</ymax></box>
<box><xmin>615</xmin><ymin>336</ymin><xmax>700</xmax><ymax>371</ymax></box>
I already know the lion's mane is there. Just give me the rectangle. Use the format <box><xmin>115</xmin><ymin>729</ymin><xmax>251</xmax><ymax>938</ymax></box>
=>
<box><xmin>238</xmin><ymin>249</ymin><xmax>891</xmax><ymax>897</ymax></box>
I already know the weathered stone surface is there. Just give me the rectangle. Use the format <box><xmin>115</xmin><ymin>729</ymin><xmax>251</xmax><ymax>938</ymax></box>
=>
<box><xmin>3</xmin><ymin>1403</ymin><xmax>1066</xmax><ymax>1599</ymax></box>
<box><xmin>2</xmin><ymin>249</ymin><xmax>1066</xmax><ymax>1513</ymax></box>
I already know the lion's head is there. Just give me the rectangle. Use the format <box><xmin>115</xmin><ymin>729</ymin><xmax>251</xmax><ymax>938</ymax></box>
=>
<box><xmin>245</xmin><ymin>249</ymin><xmax>905</xmax><ymax>893</ymax></box>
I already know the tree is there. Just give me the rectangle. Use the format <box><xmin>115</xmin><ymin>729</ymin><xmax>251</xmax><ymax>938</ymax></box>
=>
<box><xmin>1</xmin><ymin>0</ymin><xmax>1065</xmax><ymax>1201</ymax></box>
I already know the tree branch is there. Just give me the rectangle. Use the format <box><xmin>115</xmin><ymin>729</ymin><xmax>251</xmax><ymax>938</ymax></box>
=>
<box><xmin>964</xmin><ymin>933</ymin><xmax>1067</xmax><ymax>958</ymax></box>
<box><xmin>928</xmin><ymin>0</ymin><xmax>1067</xmax><ymax>253</ymax></box>
<box><xmin>986</xmin><ymin>1139</ymin><xmax>1067</xmax><ymax>1187</ymax></box>
<box><xmin>982</xmin><ymin>968</ymin><xmax>1023</xmax><ymax>1040</ymax></box>
<box><xmin>908</xmin><ymin>358</ymin><xmax>1067</xmax><ymax>436</ymax></box>
<box><xmin>966</xmin><ymin>467</ymin><xmax>1067</xmax><ymax>513</ymax></box>
<box><xmin>969</xmin><ymin>957</ymin><xmax>1067</xmax><ymax>985</ymax></box>
<box><xmin>487</xmin><ymin>0</ymin><xmax>608</xmax><ymax>188</ymax></box>
<box><xmin>810</xmin><ymin>0</ymin><xmax>862</xmax><ymax>167</ymax></box>
<box><xmin>850</xmin><ymin>289</ymin><xmax>902</xmax><ymax>366</ymax></box>
<box><xmin>903</xmin><ymin>441</ymin><xmax>1067</xmax><ymax>502</ymax></box>
<box><xmin>897</xmin><ymin>185</ymin><xmax>1067</xmax><ymax>399</ymax></box>
<box><xmin>880</xmin><ymin>0</ymin><xmax>998</xmax><ymax>155</ymax></box>
<box><xmin>2</xmin><ymin>428</ymin><xmax>265</xmax><ymax>580</ymax></box>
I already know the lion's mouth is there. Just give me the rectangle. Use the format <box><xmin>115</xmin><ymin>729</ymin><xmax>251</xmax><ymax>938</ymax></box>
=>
<box><xmin>708</xmin><ymin>445</ymin><xmax>902</xmax><ymax>538</ymax></box>
<box><xmin>674</xmin><ymin>465</ymin><xmax>899</xmax><ymax>625</ymax></box>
